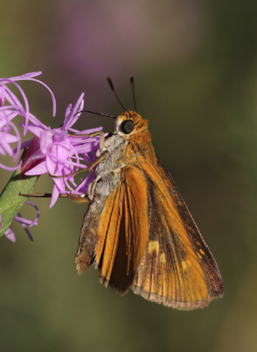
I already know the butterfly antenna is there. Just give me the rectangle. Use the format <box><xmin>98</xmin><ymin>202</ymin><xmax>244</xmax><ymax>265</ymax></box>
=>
<box><xmin>130</xmin><ymin>76</ymin><xmax>137</xmax><ymax>112</ymax></box>
<box><xmin>77</xmin><ymin>110</ymin><xmax>116</xmax><ymax>119</ymax></box>
<box><xmin>107</xmin><ymin>77</ymin><xmax>131</xmax><ymax>115</ymax></box>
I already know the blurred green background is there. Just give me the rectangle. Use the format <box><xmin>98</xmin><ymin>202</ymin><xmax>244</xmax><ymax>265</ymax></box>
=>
<box><xmin>1</xmin><ymin>1</ymin><xmax>257</xmax><ymax>351</ymax></box>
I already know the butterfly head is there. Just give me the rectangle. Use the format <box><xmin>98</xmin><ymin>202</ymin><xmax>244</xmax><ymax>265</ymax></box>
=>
<box><xmin>115</xmin><ymin>111</ymin><xmax>149</xmax><ymax>137</ymax></box>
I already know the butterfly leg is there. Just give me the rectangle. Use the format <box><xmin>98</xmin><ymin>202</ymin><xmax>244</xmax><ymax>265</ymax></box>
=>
<box><xmin>85</xmin><ymin>131</ymin><xmax>106</xmax><ymax>149</ymax></box>
<box><xmin>71</xmin><ymin>131</ymin><xmax>106</xmax><ymax>149</ymax></box>
<box><xmin>19</xmin><ymin>192</ymin><xmax>90</xmax><ymax>202</ymax></box>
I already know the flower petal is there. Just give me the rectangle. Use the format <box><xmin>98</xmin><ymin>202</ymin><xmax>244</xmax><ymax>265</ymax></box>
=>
<box><xmin>4</xmin><ymin>227</ymin><xmax>16</xmax><ymax>242</ymax></box>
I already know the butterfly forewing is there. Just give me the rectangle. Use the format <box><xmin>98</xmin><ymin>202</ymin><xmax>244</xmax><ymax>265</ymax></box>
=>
<box><xmin>155</xmin><ymin>157</ymin><xmax>224</xmax><ymax>299</ymax></box>
<box><xmin>130</xmin><ymin>157</ymin><xmax>216</xmax><ymax>309</ymax></box>
<box><xmin>95</xmin><ymin>165</ymin><xmax>149</xmax><ymax>293</ymax></box>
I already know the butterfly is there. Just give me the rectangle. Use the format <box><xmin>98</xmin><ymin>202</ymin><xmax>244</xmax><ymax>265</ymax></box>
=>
<box><xmin>75</xmin><ymin>79</ymin><xmax>224</xmax><ymax>310</ymax></box>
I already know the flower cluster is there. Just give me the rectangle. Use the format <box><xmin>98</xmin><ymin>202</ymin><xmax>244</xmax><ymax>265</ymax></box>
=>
<box><xmin>0</xmin><ymin>72</ymin><xmax>103</xmax><ymax>241</ymax></box>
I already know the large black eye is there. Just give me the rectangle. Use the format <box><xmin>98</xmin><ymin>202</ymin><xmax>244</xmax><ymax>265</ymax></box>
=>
<box><xmin>120</xmin><ymin>120</ymin><xmax>135</xmax><ymax>134</ymax></box>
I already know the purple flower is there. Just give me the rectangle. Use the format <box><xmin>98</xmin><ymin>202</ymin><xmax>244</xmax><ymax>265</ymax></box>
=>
<box><xmin>0</xmin><ymin>72</ymin><xmax>56</xmax><ymax>170</ymax></box>
<box><xmin>3</xmin><ymin>227</ymin><xmax>16</xmax><ymax>242</ymax></box>
<box><xmin>0</xmin><ymin>71</ymin><xmax>104</xmax><ymax>244</ymax></box>
<box><xmin>22</xmin><ymin>93</ymin><xmax>102</xmax><ymax>207</ymax></box>
<box><xmin>0</xmin><ymin>113</ymin><xmax>22</xmax><ymax>170</ymax></box>
<box><xmin>0</xmin><ymin>202</ymin><xmax>39</xmax><ymax>242</ymax></box>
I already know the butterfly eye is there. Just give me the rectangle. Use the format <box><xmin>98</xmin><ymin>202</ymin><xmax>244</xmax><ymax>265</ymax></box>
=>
<box><xmin>120</xmin><ymin>120</ymin><xmax>135</xmax><ymax>134</ymax></box>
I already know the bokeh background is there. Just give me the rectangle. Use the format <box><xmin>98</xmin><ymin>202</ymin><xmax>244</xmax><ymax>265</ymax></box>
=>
<box><xmin>1</xmin><ymin>1</ymin><xmax>257</xmax><ymax>351</ymax></box>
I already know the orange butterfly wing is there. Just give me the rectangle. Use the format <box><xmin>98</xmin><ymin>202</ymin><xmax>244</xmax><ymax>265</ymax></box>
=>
<box><xmin>132</xmin><ymin>157</ymin><xmax>223</xmax><ymax>309</ymax></box>
<box><xmin>95</xmin><ymin>165</ymin><xmax>149</xmax><ymax>294</ymax></box>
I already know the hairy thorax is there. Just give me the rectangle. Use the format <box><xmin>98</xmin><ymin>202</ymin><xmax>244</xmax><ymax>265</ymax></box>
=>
<box><xmin>87</xmin><ymin>133</ymin><xmax>128</xmax><ymax>202</ymax></box>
